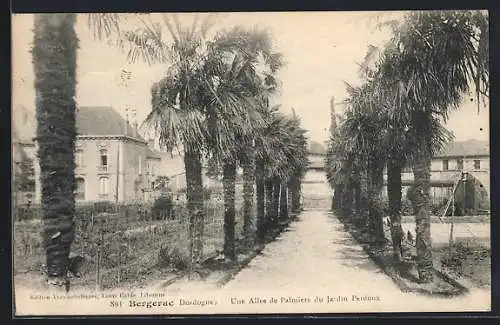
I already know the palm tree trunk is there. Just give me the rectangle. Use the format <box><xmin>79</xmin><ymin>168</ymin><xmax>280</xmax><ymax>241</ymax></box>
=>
<box><xmin>359</xmin><ymin>167</ymin><xmax>369</xmax><ymax>229</ymax></box>
<box><xmin>33</xmin><ymin>13</ymin><xmax>78</xmax><ymax>285</ymax></box>
<box><xmin>222</xmin><ymin>161</ymin><xmax>237</xmax><ymax>261</ymax></box>
<box><xmin>272</xmin><ymin>176</ymin><xmax>281</xmax><ymax>225</ymax></box>
<box><xmin>184</xmin><ymin>145</ymin><xmax>205</xmax><ymax>265</ymax></box>
<box><xmin>279</xmin><ymin>180</ymin><xmax>288</xmax><ymax>220</ymax></box>
<box><xmin>354</xmin><ymin>181</ymin><xmax>361</xmax><ymax>217</ymax></box>
<box><xmin>265</xmin><ymin>177</ymin><xmax>274</xmax><ymax>225</ymax></box>
<box><xmin>334</xmin><ymin>185</ymin><xmax>344</xmax><ymax>211</ymax></box>
<box><xmin>387</xmin><ymin>158</ymin><xmax>404</xmax><ymax>262</ymax></box>
<box><xmin>287</xmin><ymin>181</ymin><xmax>293</xmax><ymax>214</ymax></box>
<box><xmin>290</xmin><ymin>176</ymin><xmax>301</xmax><ymax>213</ymax></box>
<box><xmin>344</xmin><ymin>183</ymin><xmax>354</xmax><ymax>216</ymax></box>
<box><xmin>411</xmin><ymin>115</ymin><xmax>434</xmax><ymax>283</ymax></box>
<box><xmin>242</xmin><ymin>155</ymin><xmax>255</xmax><ymax>247</ymax></box>
<box><xmin>368</xmin><ymin>159</ymin><xmax>385</xmax><ymax>243</ymax></box>
<box><xmin>255</xmin><ymin>159</ymin><xmax>266</xmax><ymax>241</ymax></box>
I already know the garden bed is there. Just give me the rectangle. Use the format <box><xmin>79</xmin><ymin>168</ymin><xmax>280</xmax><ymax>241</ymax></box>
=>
<box><xmin>337</xmin><ymin>213</ymin><xmax>469</xmax><ymax>297</ymax></box>
<box><xmin>434</xmin><ymin>238</ymin><xmax>491</xmax><ymax>288</ymax></box>
<box><xmin>154</xmin><ymin>213</ymin><xmax>299</xmax><ymax>290</ymax></box>
<box><xmin>14</xmin><ymin>206</ymin><xmax>298</xmax><ymax>293</ymax></box>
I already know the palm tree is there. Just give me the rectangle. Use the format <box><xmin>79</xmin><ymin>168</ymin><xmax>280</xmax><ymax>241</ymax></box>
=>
<box><xmin>286</xmin><ymin>109</ymin><xmax>309</xmax><ymax>214</ymax></box>
<box><xmin>258</xmin><ymin>108</ymin><xmax>290</xmax><ymax>230</ymax></box>
<box><xmin>89</xmin><ymin>13</ymin><xmax>229</xmax><ymax>267</ymax></box>
<box><xmin>200</xmin><ymin>27</ymin><xmax>283</xmax><ymax>259</ymax></box>
<box><xmin>374</xmin><ymin>10</ymin><xmax>488</xmax><ymax>281</ymax></box>
<box><xmin>137</xmin><ymin>14</ymin><xmax>222</xmax><ymax>267</ymax></box>
<box><xmin>352</xmin><ymin>41</ymin><xmax>455</xmax><ymax>261</ymax></box>
<box><xmin>281</xmin><ymin>114</ymin><xmax>309</xmax><ymax>218</ymax></box>
<box><xmin>32</xmin><ymin>14</ymin><xmax>78</xmax><ymax>289</ymax></box>
<box><xmin>334</xmin><ymin>82</ymin><xmax>386</xmax><ymax>243</ymax></box>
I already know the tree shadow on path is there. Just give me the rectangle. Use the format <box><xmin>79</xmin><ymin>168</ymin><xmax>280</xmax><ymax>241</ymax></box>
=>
<box><xmin>331</xmin><ymin>237</ymin><xmax>385</xmax><ymax>273</ymax></box>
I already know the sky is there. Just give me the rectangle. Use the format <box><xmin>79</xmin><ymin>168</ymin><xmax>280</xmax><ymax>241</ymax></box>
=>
<box><xmin>12</xmin><ymin>12</ymin><xmax>489</xmax><ymax>145</ymax></box>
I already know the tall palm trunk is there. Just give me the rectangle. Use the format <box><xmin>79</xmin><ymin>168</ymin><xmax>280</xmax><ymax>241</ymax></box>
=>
<box><xmin>368</xmin><ymin>159</ymin><xmax>385</xmax><ymax>243</ymax></box>
<box><xmin>359</xmin><ymin>167</ymin><xmax>369</xmax><ymax>229</ymax></box>
<box><xmin>387</xmin><ymin>158</ymin><xmax>404</xmax><ymax>262</ymax></box>
<box><xmin>289</xmin><ymin>176</ymin><xmax>301</xmax><ymax>213</ymax></box>
<box><xmin>184</xmin><ymin>145</ymin><xmax>205</xmax><ymax>265</ymax></box>
<box><xmin>334</xmin><ymin>185</ymin><xmax>344</xmax><ymax>211</ymax></box>
<box><xmin>272</xmin><ymin>176</ymin><xmax>281</xmax><ymax>224</ymax></box>
<box><xmin>33</xmin><ymin>14</ymin><xmax>78</xmax><ymax>285</ymax></box>
<box><xmin>344</xmin><ymin>182</ymin><xmax>354</xmax><ymax>216</ymax></box>
<box><xmin>411</xmin><ymin>112</ymin><xmax>434</xmax><ymax>283</ymax></box>
<box><xmin>279</xmin><ymin>180</ymin><xmax>288</xmax><ymax>220</ymax></box>
<box><xmin>354</xmin><ymin>181</ymin><xmax>361</xmax><ymax>217</ymax></box>
<box><xmin>255</xmin><ymin>159</ymin><xmax>266</xmax><ymax>241</ymax></box>
<box><xmin>331</xmin><ymin>185</ymin><xmax>337</xmax><ymax>210</ymax></box>
<box><xmin>242</xmin><ymin>154</ymin><xmax>255</xmax><ymax>247</ymax></box>
<box><xmin>287</xmin><ymin>181</ymin><xmax>293</xmax><ymax>214</ymax></box>
<box><xmin>265</xmin><ymin>177</ymin><xmax>274</xmax><ymax>225</ymax></box>
<box><xmin>222</xmin><ymin>161</ymin><xmax>237</xmax><ymax>261</ymax></box>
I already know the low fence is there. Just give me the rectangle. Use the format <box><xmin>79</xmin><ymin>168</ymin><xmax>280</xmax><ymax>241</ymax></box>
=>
<box><xmin>13</xmin><ymin>191</ymin><xmax>246</xmax><ymax>289</ymax></box>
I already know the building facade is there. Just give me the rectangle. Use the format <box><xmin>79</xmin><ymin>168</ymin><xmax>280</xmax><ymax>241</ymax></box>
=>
<box><xmin>383</xmin><ymin>139</ymin><xmax>490</xmax><ymax>203</ymax></box>
<box><xmin>13</xmin><ymin>106</ymin><xmax>171</xmax><ymax>204</ymax></box>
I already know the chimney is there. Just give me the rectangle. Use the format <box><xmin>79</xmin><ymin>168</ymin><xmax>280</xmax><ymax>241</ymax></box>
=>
<box><xmin>133</xmin><ymin>121</ymin><xmax>138</xmax><ymax>138</ymax></box>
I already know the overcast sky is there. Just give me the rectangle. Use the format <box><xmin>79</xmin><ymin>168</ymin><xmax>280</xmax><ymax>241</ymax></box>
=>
<box><xmin>12</xmin><ymin>12</ymin><xmax>489</xmax><ymax>145</ymax></box>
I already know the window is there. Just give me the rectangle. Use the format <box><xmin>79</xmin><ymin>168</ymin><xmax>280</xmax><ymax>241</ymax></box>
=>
<box><xmin>99</xmin><ymin>149</ymin><xmax>108</xmax><ymax>171</ymax></box>
<box><xmin>75</xmin><ymin>150</ymin><xmax>84</xmax><ymax>167</ymax></box>
<box><xmin>75</xmin><ymin>178</ymin><xmax>85</xmax><ymax>200</ymax></box>
<box><xmin>138</xmin><ymin>156</ymin><xmax>142</xmax><ymax>175</ymax></box>
<box><xmin>456</xmin><ymin>159</ymin><xmax>464</xmax><ymax>170</ymax></box>
<box><xmin>474</xmin><ymin>160</ymin><xmax>481</xmax><ymax>170</ymax></box>
<box><xmin>99</xmin><ymin>177</ymin><xmax>109</xmax><ymax>196</ymax></box>
<box><xmin>442</xmin><ymin>159</ymin><xmax>449</xmax><ymax>171</ymax></box>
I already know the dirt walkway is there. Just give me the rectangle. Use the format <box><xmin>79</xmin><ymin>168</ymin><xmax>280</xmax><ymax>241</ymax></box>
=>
<box><xmin>216</xmin><ymin>209</ymin><xmax>490</xmax><ymax>313</ymax></box>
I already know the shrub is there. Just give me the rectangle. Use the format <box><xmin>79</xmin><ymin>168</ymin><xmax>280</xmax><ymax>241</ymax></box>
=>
<box><xmin>377</xmin><ymin>198</ymin><xmax>413</xmax><ymax>216</ymax></box>
<box><xmin>93</xmin><ymin>201</ymin><xmax>114</xmax><ymax>214</ymax></box>
<box><xmin>152</xmin><ymin>195</ymin><xmax>174</xmax><ymax>220</ymax></box>
<box><xmin>158</xmin><ymin>245</ymin><xmax>189</xmax><ymax>271</ymax></box>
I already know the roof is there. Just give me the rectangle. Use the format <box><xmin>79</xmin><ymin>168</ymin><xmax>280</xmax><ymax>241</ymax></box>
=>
<box><xmin>76</xmin><ymin>106</ymin><xmax>145</xmax><ymax>141</ymax></box>
<box><xmin>12</xmin><ymin>105</ymin><xmax>149</xmax><ymax>144</ymax></box>
<box><xmin>436</xmin><ymin>140</ymin><xmax>489</xmax><ymax>158</ymax></box>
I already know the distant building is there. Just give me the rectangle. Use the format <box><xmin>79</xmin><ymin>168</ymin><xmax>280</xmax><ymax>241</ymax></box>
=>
<box><xmin>385</xmin><ymin>139</ymin><xmax>490</xmax><ymax>203</ymax></box>
<box><xmin>12</xmin><ymin>106</ymin><xmax>176</xmax><ymax>204</ymax></box>
<box><xmin>305</xmin><ymin>141</ymin><xmax>327</xmax><ymax>183</ymax></box>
